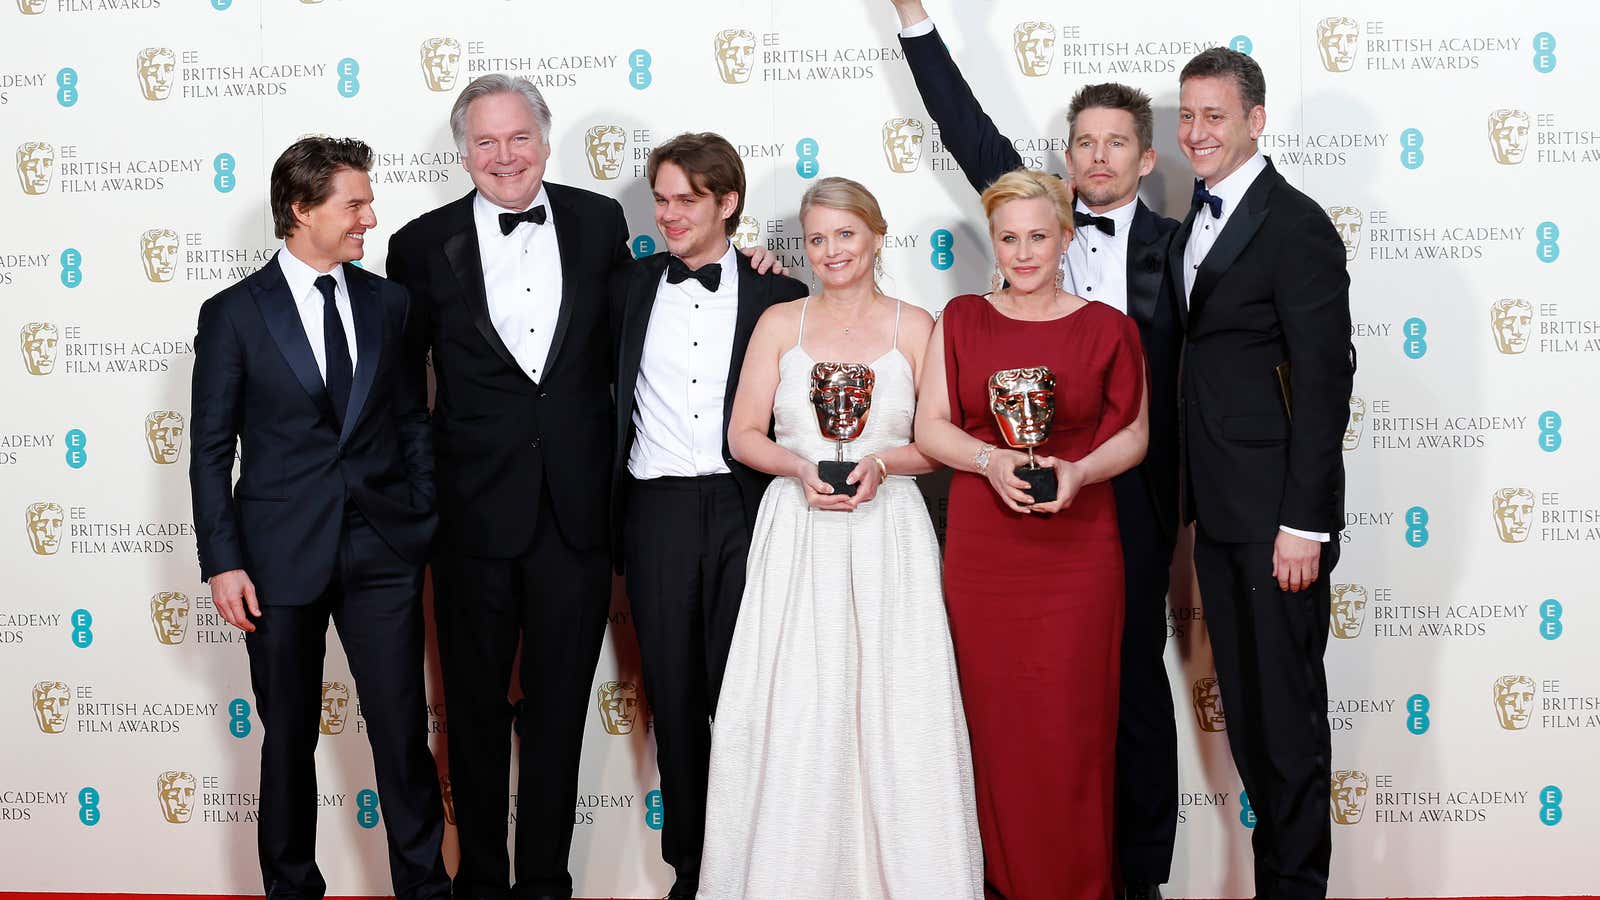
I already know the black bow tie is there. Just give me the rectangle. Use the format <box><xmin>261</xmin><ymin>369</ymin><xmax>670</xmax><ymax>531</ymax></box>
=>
<box><xmin>1073</xmin><ymin>211</ymin><xmax>1116</xmax><ymax>236</ymax></box>
<box><xmin>1192</xmin><ymin>181</ymin><xmax>1224</xmax><ymax>219</ymax></box>
<box><xmin>498</xmin><ymin>205</ymin><xmax>547</xmax><ymax>235</ymax></box>
<box><xmin>666</xmin><ymin>257</ymin><xmax>722</xmax><ymax>292</ymax></box>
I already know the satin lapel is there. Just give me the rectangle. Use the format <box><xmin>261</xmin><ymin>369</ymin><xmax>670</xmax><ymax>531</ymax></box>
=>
<box><xmin>1188</xmin><ymin>165</ymin><xmax>1278</xmax><ymax>324</ymax></box>
<box><xmin>442</xmin><ymin>219</ymin><xmax>522</xmax><ymax>378</ymax></box>
<box><xmin>617</xmin><ymin>254</ymin><xmax>668</xmax><ymax>444</ymax></box>
<box><xmin>339</xmin><ymin>265</ymin><xmax>383</xmax><ymax>445</ymax></box>
<box><xmin>251</xmin><ymin>253</ymin><xmax>334</xmax><ymax>422</ymax></box>
<box><xmin>1125</xmin><ymin>201</ymin><xmax>1164</xmax><ymax>330</ymax></box>
<box><xmin>541</xmin><ymin>187</ymin><xmax>581</xmax><ymax>380</ymax></box>
<box><xmin>723</xmin><ymin>253</ymin><xmax>765</xmax><ymax>432</ymax></box>
<box><xmin>1168</xmin><ymin>207</ymin><xmax>1197</xmax><ymax>331</ymax></box>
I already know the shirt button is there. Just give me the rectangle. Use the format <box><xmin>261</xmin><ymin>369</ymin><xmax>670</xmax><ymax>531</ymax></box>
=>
<box><xmin>692</xmin><ymin>378</ymin><xmax>698</xmax><ymax>384</ymax></box>
<box><xmin>1086</xmin><ymin>286</ymin><xmax>1093</xmax><ymax>292</ymax></box>
<box><xmin>525</xmin><ymin>287</ymin><xmax>531</xmax><ymax>292</ymax></box>
<box><xmin>1090</xmin><ymin>247</ymin><xmax>1097</xmax><ymax>253</ymax></box>
<box><xmin>694</xmin><ymin>304</ymin><xmax>700</xmax><ymax>309</ymax></box>
<box><xmin>528</xmin><ymin>328</ymin><xmax>535</xmax><ymax>333</ymax></box>
<box><xmin>693</xmin><ymin>341</ymin><xmax>699</xmax><ymax>347</ymax></box>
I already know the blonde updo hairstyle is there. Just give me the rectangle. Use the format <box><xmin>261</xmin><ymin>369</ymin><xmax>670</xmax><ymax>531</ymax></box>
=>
<box><xmin>979</xmin><ymin>167</ymin><xmax>1076</xmax><ymax>239</ymax></box>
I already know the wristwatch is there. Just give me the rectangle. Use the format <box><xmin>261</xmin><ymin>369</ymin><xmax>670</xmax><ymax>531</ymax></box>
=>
<box><xmin>974</xmin><ymin>443</ymin><xmax>996</xmax><ymax>474</ymax></box>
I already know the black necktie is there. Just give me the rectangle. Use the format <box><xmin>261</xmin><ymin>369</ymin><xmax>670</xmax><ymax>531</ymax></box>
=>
<box><xmin>1073</xmin><ymin>211</ymin><xmax>1115</xmax><ymax>236</ymax></box>
<box><xmin>315</xmin><ymin>274</ymin><xmax>353</xmax><ymax>426</ymax></box>
<box><xmin>1192</xmin><ymin>180</ymin><xmax>1224</xmax><ymax>219</ymax></box>
<box><xmin>498</xmin><ymin>204</ymin><xmax>547</xmax><ymax>235</ymax></box>
<box><xmin>666</xmin><ymin>256</ymin><xmax>721</xmax><ymax>292</ymax></box>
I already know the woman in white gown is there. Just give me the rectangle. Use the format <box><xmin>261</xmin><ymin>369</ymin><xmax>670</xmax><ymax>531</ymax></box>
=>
<box><xmin>697</xmin><ymin>177</ymin><xmax>983</xmax><ymax>900</ymax></box>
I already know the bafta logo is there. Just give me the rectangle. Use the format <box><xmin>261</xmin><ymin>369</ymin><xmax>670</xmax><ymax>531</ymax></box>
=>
<box><xmin>882</xmin><ymin>117</ymin><xmax>926</xmax><ymax>174</ymax></box>
<box><xmin>1330</xmin><ymin>770</ymin><xmax>1369</xmax><ymax>825</ymax></box>
<box><xmin>20</xmin><ymin>322</ymin><xmax>59</xmax><ymax>376</ymax></box>
<box><xmin>419</xmin><ymin>37</ymin><xmax>462</xmax><ymax>92</ymax></box>
<box><xmin>1329</xmin><ymin>583</ymin><xmax>1368</xmax><ymax>639</ymax></box>
<box><xmin>1491</xmin><ymin>487</ymin><xmax>1534</xmax><ymax>544</ymax></box>
<box><xmin>1315</xmin><ymin>17</ymin><xmax>1359</xmax><ymax>72</ymax></box>
<box><xmin>144</xmin><ymin>411</ymin><xmax>185</xmax><ymax>465</ymax></box>
<box><xmin>32</xmin><ymin>681</ymin><xmax>70</xmax><ymax>734</ymax></box>
<box><xmin>25</xmin><ymin>501</ymin><xmax>63</xmax><ymax>556</ymax></box>
<box><xmin>1192</xmin><ymin>676</ymin><xmax>1226</xmax><ymax>733</ymax></box>
<box><xmin>136</xmin><ymin>47</ymin><xmax>177</xmax><ymax>101</ymax></box>
<box><xmin>1493</xmin><ymin>675</ymin><xmax>1535</xmax><ymax>730</ymax></box>
<box><xmin>1343</xmin><ymin>396</ymin><xmax>1364</xmax><ymax>451</ymax></box>
<box><xmin>440</xmin><ymin>775</ymin><xmax>455</xmax><ymax>826</ymax></box>
<box><xmin>583</xmin><ymin>125</ymin><xmax>626</xmax><ymax>181</ymax></box>
<box><xmin>1012</xmin><ymin>21</ymin><xmax>1056</xmax><ymax>77</ymax></box>
<box><xmin>1487</xmin><ymin>109</ymin><xmax>1530</xmax><ymax>165</ymax></box>
<box><xmin>320</xmin><ymin>682</ymin><xmax>350</xmax><ymax>735</ymax></box>
<box><xmin>713</xmin><ymin>28</ymin><xmax>756</xmax><ymax>85</ymax></box>
<box><xmin>1489</xmin><ymin>299</ymin><xmax>1533</xmax><ymax>355</ymax></box>
<box><xmin>150</xmin><ymin>591</ymin><xmax>191</xmax><ymax>645</ymax></box>
<box><xmin>732</xmin><ymin>215</ymin><xmax>761</xmax><ymax>251</ymax></box>
<box><xmin>1326</xmin><ymin>206</ymin><xmax>1362</xmax><ymax>262</ymax></box>
<box><xmin>596</xmin><ymin>680</ymin><xmax>639</xmax><ymax>736</ymax></box>
<box><xmin>16</xmin><ymin>142</ymin><xmax>55</xmax><ymax>195</ymax></box>
<box><xmin>17</xmin><ymin>0</ymin><xmax>48</xmax><ymax>14</ymax></box>
<box><xmin>140</xmin><ymin>228</ymin><xmax>180</xmax><ymax>283</ymax></box>
<box><xmin>156</xmin><ymin>771</ymin><xmax>197</xmax><ymax>824</ymax></box>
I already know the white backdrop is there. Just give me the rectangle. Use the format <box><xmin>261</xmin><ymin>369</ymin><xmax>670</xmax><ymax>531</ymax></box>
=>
<box><xmin>3</xmin><ymin>1</ymin><xmax>1592</xmax><ymax>896</ymax></box>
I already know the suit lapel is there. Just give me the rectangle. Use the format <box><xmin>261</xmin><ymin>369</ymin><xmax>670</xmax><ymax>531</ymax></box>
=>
<box><xmin>251</xmin><ymin>252</ymin><xmax>334</xmax><ymax>423</ymax></box>
<box><xmin>442</xmin><ymin>194</ymin><xmax>523</xmax><ymax>378</ymax></box>
<box><xmin>1125</xmin><ymin>201</ymin><xmax>1164</xmax><ymax>330</ymax></box>
<box><xmin>541</xmin><ymin>185</ymin><xmax>581</xmax><ymax>380</ymax></box>
<box><xmin>1188</xmin><ymin>162</ymin><xmax>1279</xmax><ymax>324</ymax></box>
<box><xmin>617</xmin><ymin>254</ymin><xmax>669</xmax><ymax>447</ymax></box>
<box><xmin>339</xmin><ymin>264</ymin><xmax>383</xmax><ymax>445</ymax></box>
<box><xmin>723</xmin><ymin>253</ymin><xmax>766</xmax><ymax>434</ymax></box>
<box><xmin>1168</xmin><ymin>207</ymin><xmax>1197</xmax><ymax>331</ymax></box>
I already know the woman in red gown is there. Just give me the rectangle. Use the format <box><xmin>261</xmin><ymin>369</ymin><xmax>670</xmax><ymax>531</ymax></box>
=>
<box><xmin>915</xmin><ymin>169</ymin><xmax>1149</xmax><ymax>900</ymax></box>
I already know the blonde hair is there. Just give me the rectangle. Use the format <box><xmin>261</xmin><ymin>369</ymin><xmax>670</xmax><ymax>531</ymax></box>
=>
<box><xmin>980</xmin><ymin>168</ymin><xmax>1075</xmax><ymax>237</ymax></box>
<box><xmin>799</xmin><ymin>176</ymin><xmax>888</xmax><ymax>236</ymax></box>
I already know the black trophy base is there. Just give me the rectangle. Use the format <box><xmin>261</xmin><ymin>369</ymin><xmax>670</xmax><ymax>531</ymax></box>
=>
<box><xmin>1019</xmin><ymin>464</ymin><xmax>1056</xmax><ymax>504</ymax></box>
<box><xmin>818</xmin><ymin>459</ymin><xmax>859</xmax><ymax>497</ymax></box>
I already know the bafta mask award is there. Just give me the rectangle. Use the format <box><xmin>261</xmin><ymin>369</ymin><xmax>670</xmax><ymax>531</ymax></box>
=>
<box><xmin>989</xmin><ymin>366</ymin><xmax>1057</xmax><ymax>503</ymax></box>
<box><xmin>809</xmin><ymin>362</ymin><xmax>875</xmax><ymax>497</ymax></box>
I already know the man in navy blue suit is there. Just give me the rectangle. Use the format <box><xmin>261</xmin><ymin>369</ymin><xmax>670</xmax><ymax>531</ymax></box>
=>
<box><xmin>189</xmin><ymin>136</ymin><xmax>449</xmax><ymax>900</ymax></box>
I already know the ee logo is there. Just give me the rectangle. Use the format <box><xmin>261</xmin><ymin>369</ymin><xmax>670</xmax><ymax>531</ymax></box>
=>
<box><xmin>1539</xmin><ymin>785</ymin><xmax>1562</xmax><ymax>826</ymax></box>
<box><xmin>1400</xmin><ymin>128</ymin><xmax>1424</xmax><ymax>170</ymax></box>
<box><xmin>795</xmin><ymin>138</ymin><xmax>820</xmax><ymax>179</ymax></box>
<box><xmin>57</xmin><ymin>68</ymin><xmax>80</xmax><ymax>108</ymax></box>
<box><xmin>1533</xmin><ymin>32</ymin><xmax>1556</xmax><ymax>73</ymax></box>
<box><xmin>337</xmin><ymin>58</ymin><xmax>360</xmax><ymax>98</ymax></box>
<box><xmin>930</xmin><ymin>229</ymin><xmax>955</xmax><ymax>271</ymax></box>
<box><xmin>644</xmin><ymin>789</ymin><xmax>664</xmax><ymax>830</ymax></box>
<box><xmin>1239</xmin><ymin>790</ymin><xmax>1257</xmax><ymax>828</ymax></box>
<box><xmin>213</xmin><ymin>153</ymin><xmax>236</xmax><ymax>194</ymax></box>
<box><xmin>356</xmin><ymin>789</ymin><xmax>380</xmax><ymax>829</ymax></box>
<box><xmin>628</xmin><ymin>50</ymin><xmax>652</xmax><ymax>90</ymax></box>
<box><xmin>1538</xmin><ymin>410</ymin><xmax>1561</xmax><ymax>452</ymax></box>
<box><xmin>61</xmin><ymin>248</ymin><xmax>83</xmax><ymax>289</ymax></box>
<box><xmin>1405</xmin><ymin>693</ymin><xmax>1430</xmax><ymax>735</ymax></box>
<box><xmin>228</xmin><ymin>698</ymin><xmax>252</xmax><ymax>739</ymax></box>
<box><xmin>1229</xmin><ymin>36</ymin><xmax>1253</xmax><ymax>55</ymax></box>
<box><xmin>1539</xmin><ymin>599</ymin><xmax>1563</xmax><ymax>640</ymax></box>
<box><xmin>631</xmin><ymin>235</ymin><xmax>656</xmax><ymax>259</ymax></box>
<box><xmin>65</xmin><ymin>428</ymin><xmax>87</xmax><ymax>469</ymax></box>
<box><xmin>1536</xmin><ymin>221</ymin><xmax>1559</xmax><ymax>263</ymax></box>
<box><xmin>79</xmin><ymin>787</ymin><xmax>101</xmax><ymax>827</ymax></box>
<box><xmin>1402</xmin><ymin>317</ymin><xmax>1427</xmax><ymax>359</ymax></box>
<box><xmin>71</xmin><ymin>608</ymin><xmax>93</xmax><ymax>648</ymax></box>
<box><xmin>1404</xmin><ymin>506</ymin><xmax>1429</xmax><ymax>548</ymax></box>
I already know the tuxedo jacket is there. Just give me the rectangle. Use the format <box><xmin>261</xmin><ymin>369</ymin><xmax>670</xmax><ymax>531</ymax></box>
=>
<box><xmin>1168</xmin><ymin>159</ymin><xmax>1354</xmax><ymax>543</ymax></box>
<box><xmin>608</xmin><ymin>251</ymin><xmax>807</xmax><ymax>570</ymax></box>
<box><xmin>901</xmin><ymin>25</ymin><xmax>1183</xmax><ymax>540</ymax></box>
<box><xmin>387</xmin><ymin>185</ymin><xmax>631</xmax><ymax>557</ymax></box>
<box><xmin>189</xmin><ymin>255</ymin><xmax>436</xmax><ymax>605</ymax></box>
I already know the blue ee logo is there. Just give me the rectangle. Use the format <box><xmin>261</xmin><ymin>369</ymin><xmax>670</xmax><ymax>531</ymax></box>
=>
<box><xmin>644</xmin><ymin>789</ymin><xmax>664</xmax><ymax>830</ymax></box>
<box><xmin>1539</xmin><ymin>785</ymin><xmax>1562</xmax><ymax>826</ymax></box>
<box><xmin>60</xmin><ymin>248</ymin><xmax>83</xmax><ymax>288</ymax></box>
<box><xmin>211</xmin><ymin>0</ymin><xmax>232</xmax><ymax>8</ymax></box>
<box><xmin>78</xmin><ymin>787</ymin><xmax>101</xmax><ymax>827</ymax></box>
<box><xmin>1239</xmin><ymin>790</ymin><xmax>1257</xmax><ymax>828</ymax></box>
<box><xmin>1405</xmin><ymin>693</ymin><xmax>1430</xmax><ymax>735</ymax></box>
<box><xmin>228</xmin><ymin>698</ymin><xmax>252</xmax><ymax>738</ymax></box>
<box><xmin>1537</xmin><ymin>410</ymin><xmax>1562</xmax><ymax>452</ymax></box>
<box><xmin>795</xmin><ymin>138</ymin><xmax>820</xmax><ymax>179</ymax></box>
<box><xmin>213</xmin><ymin>153</ymin><xmax>237</xmax><ymax>193</ymax></box>
<box><xmin>57</xmin><ymin>68</ymin><xmax>80</xmax><ymax>108</ymax></box>
<box><xmin>1229</xmin><ymin>36</ymin><xmax>1253</xmax><ymax>55</ymax></box>
<box><xmin>1399</xmin><ymin>128</ymin><xmax>1424</xmax><ymax>170</ymax></box>
<box><xmin>1404</xmin><ymin>506</ymin><xmax>1429</xmax><ymax>548</ymax></box>
<box><xmin>1539</xmin><ymin>599</ymin><xmax>1563</xmax><ymax>640</ymax></box>
<box><xmin>65</xmin><ymin>428</ymin><xmax>87</xmax><ymax>469</ymax></box>
<box><xmin>631</xmin><ymin>235</ymin><xmax>657</xmax><ymax>259</ymax></box>
<box><xmin>929</xmin><ymin>229</ymin><xmax>955</xmax><ymax>271</ymax></box>
<box><xmin>628</xmin><ymin>50</ymin><xmax>652</xmax><ymax>90</ymax></box>
<box><xmin>1401</xmin><ymin>317</ymin><xmax>1427</xmax><ymax>359</ymax></box>
<box><xmin>71</xmin><ymin>609</ymin><xmax>93</xmax><ymax>648</ymax></box>
<box><xmin>337</xmin><ymin>58</ymin><xmax>360</xmax><ymax>98</ymax></box>
<box><xmin>1533</xmin><ymin>32</ymin><xmax>1556</xmax><ymax>73</ymax></box>
<box><xmin>1536</xmin><ymin>221</ymin><xmax>1559</xmax><ymax>263</ymax></box>
<box><xmin>356</xmin><ymin>789</ymin><xmax>380</xmax><ymax>829</ymax></box>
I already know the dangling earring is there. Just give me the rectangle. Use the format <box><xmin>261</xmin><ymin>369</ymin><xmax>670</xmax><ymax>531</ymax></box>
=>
<box><xmin>990</xmin><ymin>262</ymin><xmax>1004</xmax><ymax>296</ymax></box>
<box><xmin>1055</xmin><ymin>254</ymin><xmax>1067</xmax><ymax>292</ymax></box>
<box><xmin>873</xmin><ymin>250</ymin><xmax>885</xmax><ymax>289</ymax></box>
<box><xmin>809</xmin><ymin>266</ymin><xmax>818</xmax><ymax>294</ymax></box>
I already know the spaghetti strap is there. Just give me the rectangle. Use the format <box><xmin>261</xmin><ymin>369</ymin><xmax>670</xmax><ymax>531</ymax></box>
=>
<box><xmin>889</xmin><ymin>299</ymin><xmax>903</xmax><ymax>355</ymax></box>
<box><xmin>796</xmin><ymin>297</ymin><xmax>810</xmax><ymax>349</ymax></box>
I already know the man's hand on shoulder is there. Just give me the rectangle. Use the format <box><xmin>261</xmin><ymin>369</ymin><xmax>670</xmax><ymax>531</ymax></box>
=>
<box><xmin>741</xmin><ymin>244</ymin><xmax>785</xmax><ymax>276</ymax></box>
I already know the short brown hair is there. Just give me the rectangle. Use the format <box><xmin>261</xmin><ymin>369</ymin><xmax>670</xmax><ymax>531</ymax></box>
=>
<box><xmin>980</xmin><ymin>168</ymin><xmax>1075</xmax><ymax>237</ymax></box>
<box><xmin>1068</xmin><ymin>82</ymin><xmax>1155</xmax><ymax>152</ymax></box>
<box><xmin>269</xmin><ymin>136</ymin><xmax>373</xmax><ymax>239</ymax></box>
<box><xmin>1180</xmin><ymin>47</ymin><xmax>1266</xmax><ymax>112</ymax></box>
<box><xmin>647</xmin><ymin>132</ymin><xmax>745</xmax><ymax>236</ymax></box>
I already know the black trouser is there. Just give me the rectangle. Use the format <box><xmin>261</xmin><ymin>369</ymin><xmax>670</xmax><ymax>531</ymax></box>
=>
<box><xmin>245</xmin><ymin>504</ymin><xmax>449</xmax><ymax>900</ymax></box>
<box><xmin>433</xmin><ymin>489</ymin><xmax>611</xmax><ymax>900</ymax></box>
<box><xmin>1194</xmin><ymin>528</ymin><xmax>1338</xmax><ymax>900</ymax></box>
<box><xmin>1110</xmin><ymin>471</ymin><xmax>1179</xmax><ymax>886</ymax></box>
<box><xmin>623</xmin><ymin>474</ymin><xmax>750</xmax><ymax>899</ymax></box>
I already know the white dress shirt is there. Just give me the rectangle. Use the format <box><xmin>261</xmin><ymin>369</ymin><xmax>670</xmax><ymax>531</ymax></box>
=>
<box><xmin>474</xmin><ymin>187</ymin><xmax>563</xmax><ymax>381</ymax></box>
<box><xmin>277</xmin><ymin>243</ymin><xmax>357</xmax><ymax>382</ymax></box>
<box><xmin>1182</xmin><ymin>151</ymin><xmax>1328</xmax><ymax>544</ymax></box>
<box><xmin>628</xmin><ymin>243</ymin><xmax>740</xmax><ymax>479</ymax></box>
<box><xmin>899</xmin><ymin>16</ymin><xmax>936</xmax><ymax>38</ymax></box>
<box><xmin>1063</xmin><ymin>196</ymin><xmax>1138</xmax><ymax>314</ymax></box>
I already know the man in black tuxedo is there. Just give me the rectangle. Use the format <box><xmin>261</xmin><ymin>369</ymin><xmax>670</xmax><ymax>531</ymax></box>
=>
<box><xmin>190</xmin><ymin>136</ymin><xmax>448</xmax><ymax>900</ymax></box>
<box><xmin>385</xmin><ymin>74</ymin><xmax>631</xmax><ymax>900</ymax></box>
<box><xmin>887</xmin><ymin>4</ymin><xmax>1182</xmax><ymax>895</ymax></box>
<box><xmin>609</xmin><ymin>132</ymin><xmax>806</xmax><ymax>900</ymax></box>
<box><xmin>1171</xmin><ymin>48</ymin><xmax>1353</xmax><ymax>900</ymax></box>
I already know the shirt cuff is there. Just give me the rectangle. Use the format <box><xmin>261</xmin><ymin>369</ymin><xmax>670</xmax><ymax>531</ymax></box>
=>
<box><xmin>899</xmin><ymin>17</ymin><xmax>935</xmax><ymax>38</ymax></box>
<box><xmin>1280</xmin><ymin>525</ymin><xmax>1330</xmax><ymax>543</ymax></box>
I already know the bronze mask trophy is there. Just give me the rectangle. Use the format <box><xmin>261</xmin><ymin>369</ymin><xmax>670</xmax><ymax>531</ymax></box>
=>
<box><xmin>989</xmin><ymin>366</ymin><xmax>1057</xmax><ymax>504</ymax></box>
<box><xmin>809</xmin><ymin>362</ymin><xmax>876</xmax><ymax>497</ymax></box>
